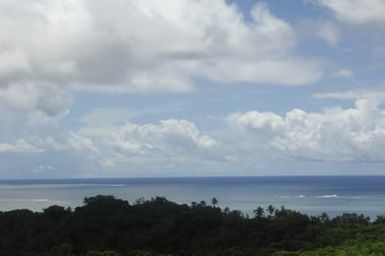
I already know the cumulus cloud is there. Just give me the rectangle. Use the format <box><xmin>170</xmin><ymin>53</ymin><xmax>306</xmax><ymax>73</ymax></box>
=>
<box><xmin>7</xmin><ymin>99</ymin><xmax>385</xmax><ymax>176</ymax></box>
<box><xmin>0</xmin><ymin>0</ymin><xmax>322</xmax><ymax>116</ymax></box>
<box><xmin>0</xmin><ymin>82</ymin><xmax>71</xmax><ymax>117</ymax></box>
<box><xmin>48</xmin><ymin>100</ymin><xmax>385</xmax><ymax>174</ymax></box>
<box><xmin>0</xmin><ymin>139</ymin><xmax>43</xmax><ymax>153</ymax></box>
<box><xmin>315</xmin><ymin>0</ymin><xmax>385</xmax><ymax>25</ymax></box>
<box><xmin>228</xmin><ymin>99</ymin><xmax>385</xmax><ymax>162</ymax></box>
<box><xmin>52</xmin><ymin>100</ymin><xmax>385</xmax><ymax>174</ymax></box>
<box><xmin>64</xmin><ymin>119</ymin><xmax>217</xmax><ymax>170</ymax></box>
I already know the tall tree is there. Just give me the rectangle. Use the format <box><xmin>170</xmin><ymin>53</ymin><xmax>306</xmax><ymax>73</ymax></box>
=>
<box><xmin>254</xmin><ymin>206</ymin><xmax>265</xmax><ymax>218</ymax></box>
<box><xmin>211</xmin><ymin>197</ymin><xmax>219</xmax><ymax>207</ymax></box>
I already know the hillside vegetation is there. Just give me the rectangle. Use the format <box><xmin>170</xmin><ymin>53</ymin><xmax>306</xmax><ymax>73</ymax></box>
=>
<box><xmin>1</xmin><ymin>195</ymin><xmax>385</xmax><ymax>255</ymax></box>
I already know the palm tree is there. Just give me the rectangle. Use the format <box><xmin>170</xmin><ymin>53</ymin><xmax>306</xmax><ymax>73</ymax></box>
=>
<box><xmin>211</xmin><ymin>197</ymin><xmax>218</xmax><ymax>207</ymax></box>
<box><xmin>253</xmin><ymin>206</ymin><xmax>265</xmax><ymax>218</ymax></box>
<box><xmin>267</xmin><ymin>205</ymin><xmax>275</xmax><ymax>216</ymax></box>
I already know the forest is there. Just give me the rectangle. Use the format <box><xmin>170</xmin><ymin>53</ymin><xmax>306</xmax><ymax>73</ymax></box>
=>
<box><xmin>1</xmin><ymin>195</ymin><xmax>385</xmax><ymax>256</ymax></box>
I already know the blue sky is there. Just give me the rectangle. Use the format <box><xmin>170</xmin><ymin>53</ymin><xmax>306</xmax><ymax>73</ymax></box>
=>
<box><xmin>1</xmin><ymin>0</ymin><xmax>385</xmax><ymax>178</ymax></box>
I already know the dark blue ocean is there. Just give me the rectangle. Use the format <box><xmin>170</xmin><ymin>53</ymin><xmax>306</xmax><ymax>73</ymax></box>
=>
<box><xmin>1</xmin><ymin>176</ymin><xmax>385</xmax><ymax>218</ymax></box>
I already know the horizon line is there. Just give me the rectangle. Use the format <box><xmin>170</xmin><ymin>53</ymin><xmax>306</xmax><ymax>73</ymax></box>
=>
<box><xmin>2</xmin><ymin>174</ymin><xmax>385</xmax><ymax>181</ymax></box>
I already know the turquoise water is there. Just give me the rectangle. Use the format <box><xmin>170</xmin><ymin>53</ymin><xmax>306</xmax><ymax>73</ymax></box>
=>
<box><xmin>1</xmin><ymin>176</ymin><xmax>385</xmax><ymax>218</ymax></box>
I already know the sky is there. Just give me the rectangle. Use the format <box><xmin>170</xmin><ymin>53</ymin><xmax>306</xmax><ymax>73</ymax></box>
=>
<box><xmin>1</xmin><ymin>0</ymin><xmax>385</xmax><ymax>178</ymax></box>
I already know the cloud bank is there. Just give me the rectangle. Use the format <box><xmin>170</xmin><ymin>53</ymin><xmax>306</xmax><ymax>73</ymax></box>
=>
<box><xmin>0</xmin><ymin>0</ymin><xmax>322</xmax><ymax>116</ymax></box>
<box><xmin>315</xmin><ymin>0</ymin><xmax>385</xmax><ymax>25</ymax></box>
<box><xmin>63</xmin><ymin>119</ymin><xmax>218</xmax><ymax>173</ymax></box>
<box><xmin>228</xmin><ymin>99</ymin><xmax>385</xmax><ymax>162</ymax></box>
<box><xmin>7</xmin><ymin>98</ymin><xmax>385</xmax><ymax>177</ymax></box>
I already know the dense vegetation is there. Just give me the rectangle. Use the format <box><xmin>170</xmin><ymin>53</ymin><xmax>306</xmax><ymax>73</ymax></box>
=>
<box><xmin>1</xmin><ymin>195</ymin><xmax>385</xmax><ymax>255</ymax></box>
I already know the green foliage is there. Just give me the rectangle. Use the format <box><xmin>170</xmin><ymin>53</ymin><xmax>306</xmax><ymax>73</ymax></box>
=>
<box><xmin>1</xmin><ymin>195</ymin><xmax>385</xmax><ymax>255</ymax></box>
<box><xmin>276</xmin><ymin>240</ymin><xmax>385</xmax><ymax>255</ymax></box>
<box><xmin>87</xmin><ymin>251</ymin><xmax>121</xmax><ymax>256</ymax></box>
<box><xmin>129</xmin><ymin>250</ymin><xmax>153</xmax><ymax>256</ymax></box>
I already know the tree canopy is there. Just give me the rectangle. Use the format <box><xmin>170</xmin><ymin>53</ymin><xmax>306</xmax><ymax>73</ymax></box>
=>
<box><xmin>0</xmin><ymin>195</ymin><xmax>385</xmax><ymax>255</ymax></box>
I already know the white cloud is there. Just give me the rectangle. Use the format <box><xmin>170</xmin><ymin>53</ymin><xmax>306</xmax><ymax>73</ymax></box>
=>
<box><xmin>315</xmin><ymin>0</ymin><xmax>385</xmax><ymax>25</ymax></box>
<box><xmin>59</xmin><ymin>100</ymin><xmax>385</xmax><ymax>174</ymax></box>
<box><xmin>7</xmin><ymin>99</ymin><xmax>385</xmax><ymax>176</ymax></box>
<box><xmin>318</xmin><ymin>21</ymin><xmax>340</xmax><ymax>46</ymax></box>
<box><xmin>0</xmin><ymin>82</ymin><xmax>71</xmax><ymax>117</ymax></box>
<box><xmin>314</xmin><ymin>89</ymin><xmax>385</xmax><ymax>100</ymax></box>
<box><xmin>333</xmin><ymin>69</ymin><xmax>355</xmax><ymax>79</ymax></box>
<box><xmin>295</xmin><ymin>19</ymin><xmax>340</xmax><ymax>46</ymax></box>
<box><xmin>228</xmin><ymin>99</ymin><xmax>385</xmax><ymax>162</ymax></box>
<box><xmin>0</xmin><ymin>139</ymin><xmax>43</xmax><ymax>153</ymax></box>
<box><xmin>0</xmin><ymin>0</ymin><xmax>322</xmax><ymax>116</ymax></box>
<box><xmin>64</xmin><ymin>119</ymin><xmax>217</xmax><ymax>170</ymax></box>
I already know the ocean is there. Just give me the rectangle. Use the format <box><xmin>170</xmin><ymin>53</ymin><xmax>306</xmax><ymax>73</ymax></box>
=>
<box><xmin>1</xmin><ymin>176</ymin><xmax>385</xmax><ymax>219</ymax></box>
